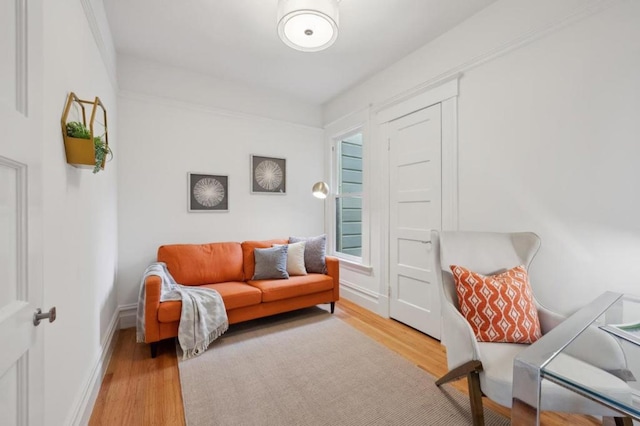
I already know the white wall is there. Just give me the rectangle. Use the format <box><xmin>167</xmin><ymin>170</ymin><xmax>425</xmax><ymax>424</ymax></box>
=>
<box><xmin>457</xmin><ymin>0</ymin><xmax>640</xmax><ymax>312</ymax></box>
<box><xmin>42</xmin><ymin>0</ymin><xmax>118</xmax><ymax>424</ymax></box>
<box><xmin>324</xmin><ymin>0</ymin><xmax>640</xmax><ymax>315</ymax></box>
<box><xmin>116</xmin><ymin>92</ymin><xmax>325</xmax><ymax>308</ymax></box>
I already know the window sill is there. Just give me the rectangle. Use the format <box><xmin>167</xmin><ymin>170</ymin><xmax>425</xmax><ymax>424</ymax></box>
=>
<box><xmin>337</xmin><ymin>258</ymin><xmax>373</xmax><ymax>276</ymax></box>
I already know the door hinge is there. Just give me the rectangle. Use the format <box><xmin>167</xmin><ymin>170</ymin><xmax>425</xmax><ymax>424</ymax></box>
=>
<box><xmin>388</xmin><ymin>286</ymin><xmax>392</xmax><ymax>297</ymax></box>
<box><xmin>387</xmin><ymin>138</ymin><xmax>390</xmax><ymax>151</ymax></box>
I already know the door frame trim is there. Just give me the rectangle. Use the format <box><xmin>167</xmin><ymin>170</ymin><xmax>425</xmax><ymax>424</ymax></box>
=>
<box><xmin>375</xmin><ymin>76</ymin><xmax>459</xmax><ymax>319</ymax></box>
<box><xmin>375</xmin><ymin>76</ymin><xmax>459</xmax><ymax>125</ymax></box>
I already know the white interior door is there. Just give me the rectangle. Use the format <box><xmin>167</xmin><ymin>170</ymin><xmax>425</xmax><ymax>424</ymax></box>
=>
<box><xmin>389</xmin><ymin>104</ymin><xmax>442</xmax><ymax>339</ymax></box>
<box><xmin>0</xmin><ymin>0</ymin><xmax>45</xmax><ymax>425</ymax></box>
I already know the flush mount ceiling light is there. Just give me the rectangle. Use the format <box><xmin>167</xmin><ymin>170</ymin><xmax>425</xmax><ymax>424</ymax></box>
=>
<box><xmin>277</xmin><ymin>0</ymin><xmax>339</xmax><ymax>52</ymax></box>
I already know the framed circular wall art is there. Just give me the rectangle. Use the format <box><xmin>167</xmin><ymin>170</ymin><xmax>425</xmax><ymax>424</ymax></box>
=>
<box><xmin>251</xmin><ymin>155</ymin><xmax>286</xmax><ymax>194</ymax></box>
<box><xmin>188</xmin><ymin>173</ymin><xmax>229</xmax><ymax>212</ymax></box>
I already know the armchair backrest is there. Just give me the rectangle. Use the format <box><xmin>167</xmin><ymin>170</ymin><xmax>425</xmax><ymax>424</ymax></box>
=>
<box><xmin>432</xmin><ymin>230</ymin><xmax>542</xmax><ymax>361</ymax></box>
<box><xmin>433</xmin><ymin>231</ymin><xmax>541</xmax><ymax>310</ymax></box>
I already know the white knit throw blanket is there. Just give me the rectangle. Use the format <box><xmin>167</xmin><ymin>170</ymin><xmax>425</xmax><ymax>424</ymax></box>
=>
<box><xmin>136</xmin><ymin>262</ymin><xmax>229</xmax><ymax>360</ymax></box>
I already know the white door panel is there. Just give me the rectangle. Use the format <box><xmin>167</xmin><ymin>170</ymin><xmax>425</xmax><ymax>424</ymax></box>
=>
<box><xmin>389</xmin><ymin>104</ymin><xmax>442</xmax><ymax>338</ymax></box>
<box><xmin>0</xmin><ymin>362</ymin><xmax>19</xmax><ymax>426</ymax></box>
<box><xmin>0</xmin><ymin>0</ymin><xmax>44</xmax><ymax>424</ymax></box>
<box><xmin>0</xmin><ymin>0</ymin><xmax>17</xmax><ymax>108</ymax></box>
<box><xmin>397</xmin><ymin>190</ymin><xmax>432</xmax><ymax>203</ymax></box>
<box><xmin>397</xmin><ymin>201</ymin><xmax>433</xmax><ymax>230</ymax></box>
<box><xmin>396</xmin><ymin>229</ymin><xmax>431</xmax><ymax>243</ymax></box>
<box><xmin>397</xmin><ymin>275</ymin><xmax>431</xmax><ymax>308</ymax></box>
<box><xmin>397</xmin><ymin>266</ymin><xmax>431</xmax><ymax>283</ymax></box>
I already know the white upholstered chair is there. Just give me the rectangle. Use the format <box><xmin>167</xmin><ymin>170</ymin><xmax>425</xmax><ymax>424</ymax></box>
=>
<box><xmin>432</xmin><ymin>230</ymin><xmax>632</xmax><ymax>426</ymax></box>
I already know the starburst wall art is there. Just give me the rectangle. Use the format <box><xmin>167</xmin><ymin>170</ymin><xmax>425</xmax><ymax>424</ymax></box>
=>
<box><xmin>250</xmin><ymin>155</ymin><xmax>286</xmax><ymax>194</ymax></box>
<box><xmin>188</xmin><ymin>173</ymin><xmax>229</xmax><ymax>212</ymax></box>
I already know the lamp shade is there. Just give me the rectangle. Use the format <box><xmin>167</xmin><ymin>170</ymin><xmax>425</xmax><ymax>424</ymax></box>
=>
<box><xmin>312</xmin><ymin>181</ymin><xmax>330</xmax><ymax>199</ymax></box>
<box><xmin>277</xmin><ymin>0</ymin><xmax>339</xmax><ymax>52</ymax></box>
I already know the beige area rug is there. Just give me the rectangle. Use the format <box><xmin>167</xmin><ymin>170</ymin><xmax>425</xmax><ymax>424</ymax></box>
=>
<box><xmin>177</xmin><ymin>307</ymin><xmax>509</xmax><ymax>426</ymax></box>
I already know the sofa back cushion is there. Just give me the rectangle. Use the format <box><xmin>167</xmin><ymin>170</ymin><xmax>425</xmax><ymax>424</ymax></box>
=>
<box><xmin>158</xmin><ymin>242</ymin><xmax>243</xmax><ymax>285</ymax></box>
<box><xmin>241</xmin><ymin>239</ymin><xmax>288</xmax><ymax>280</ymax></box>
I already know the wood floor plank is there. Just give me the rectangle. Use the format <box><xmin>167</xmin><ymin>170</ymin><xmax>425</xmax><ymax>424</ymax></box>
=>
<box><xmin>89</xmin><ymin>300</ymin><xmax>600</xmax><ymax>425</ymax></box>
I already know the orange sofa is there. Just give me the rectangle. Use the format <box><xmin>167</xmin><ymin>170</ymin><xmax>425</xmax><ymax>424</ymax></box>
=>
<box><xmin>142</xmin><ymin>239</ymin><xmax>339</xmax><ymax>357</ymax></box>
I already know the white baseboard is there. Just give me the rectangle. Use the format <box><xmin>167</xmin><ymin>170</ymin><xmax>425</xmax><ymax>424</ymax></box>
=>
<box><xmin>119</xmin><ymin>303</ymin><xmax>137</xmax><ymax>329</ymax></box>
<box><xmin>68</xmin><ymin>307</ymin><xmax>120</xmax><ymax>426</ymax></box>
<box><xmin>68</xmin><ymin>303</ymin><xmax>140</xmax><ymax>424</ymax></box>
<box><xmin>340</xmin><ymin>280</ymin><xmax>386</xmax><ymax>316</ymax></box>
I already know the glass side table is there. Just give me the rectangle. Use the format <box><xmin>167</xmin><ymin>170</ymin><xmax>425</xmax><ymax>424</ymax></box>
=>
<box><xmin>512</xmin><ymin>291</ymin><xmax>640</xmax><ymax>425</ymax></box>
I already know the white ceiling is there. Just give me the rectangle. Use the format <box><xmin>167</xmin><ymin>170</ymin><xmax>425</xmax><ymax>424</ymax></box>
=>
<box><xmin>104</xmin><ymin>0</ymin><xmax>497</xmax><ymax>105</ymax></box>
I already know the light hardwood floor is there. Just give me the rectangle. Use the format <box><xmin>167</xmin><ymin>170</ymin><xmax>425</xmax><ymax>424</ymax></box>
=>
<box><xmin>90</xmin><ymin>300</ymin><xmax>599</xmax><ymax>425</ymax></box>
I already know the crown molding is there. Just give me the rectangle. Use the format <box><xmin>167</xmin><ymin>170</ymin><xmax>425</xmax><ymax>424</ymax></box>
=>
<box><xmin>79</xmin><ymin>0</ymin><xmax>118</xmax><ymax>90</ymax></box>
<box><xmin>119</xmin><ymin>90</ymin><xmax>324</xmax><ymax>131</ymax></box>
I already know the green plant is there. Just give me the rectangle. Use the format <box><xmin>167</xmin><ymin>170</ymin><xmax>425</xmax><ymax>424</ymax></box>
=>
<box><xmin>93</xmin><ymin>136</ymin><xmax>112</xmax><ymax>174</ymax></box>
<box><xmin>66</xmin><ymin>121</ymin><xmax>91</xmax><ymax>139</ymax></box>
<box><xmin>66</xmin><ymin>121</ymin><xmax>112</xmax><ymax>173</ymax></box>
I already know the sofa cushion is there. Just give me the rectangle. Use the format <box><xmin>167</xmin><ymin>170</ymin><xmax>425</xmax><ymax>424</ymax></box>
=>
<box><xmin>253</xmin><ymin>246</ymin><xmax>289</xmax><ymax>280</ymax></box>
<box><xmin>157</xmin><ymin>281</ymin><xmax>262</xmax><ymax>322</ymax></box>
<box><xmin>158</xmin><ymin>242</ymin><xmax>243</xmax><ymax>285</ymax></box>
<box><xmin>289</xmin><ymin>235</ymin><xmax>326</xmax><ymax>273</ymax></box>
<box><xmin>247</xmin><ymin>274</ymin><xmax>333</xmax><ymax>303</ymax></box>
<box><xmin>273</xmin><ymin>241</ymin><xmax>307</xmax><ymax>276</ymax></box>
<box><xmin>241</xmin><ymin>239</ymin><xmax>288</xmax><ymax>280</ymax></box>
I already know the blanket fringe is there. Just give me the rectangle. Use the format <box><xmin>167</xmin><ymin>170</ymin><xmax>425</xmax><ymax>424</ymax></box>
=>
<box><xmin>182</xmin><ymin>321</ymin><xmax>230</xmax><ymax>360</ymax></box>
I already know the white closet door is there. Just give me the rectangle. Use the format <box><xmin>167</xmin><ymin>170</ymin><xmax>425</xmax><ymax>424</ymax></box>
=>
<box><xmin>389</xmin><ymin>103</ymin><xmax>442</xmax><ymax>339</ymax></box>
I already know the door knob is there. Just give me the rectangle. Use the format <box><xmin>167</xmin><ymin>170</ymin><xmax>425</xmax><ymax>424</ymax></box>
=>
<box><xmin>33</xmin><ymin>307</ymin><xmax>56</xmax><ymax>326</ymax></box>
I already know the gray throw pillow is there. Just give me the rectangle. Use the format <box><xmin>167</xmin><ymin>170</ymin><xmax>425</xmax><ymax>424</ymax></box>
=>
<box><xmin>289</xmin><ymin>235</ymin><xmax>326</xmax><ymax>274</ymax></box>
<box><xmin>253</xmin><ymin>245</ymin><xmax>289</xmax><ymax>280</ymax></box>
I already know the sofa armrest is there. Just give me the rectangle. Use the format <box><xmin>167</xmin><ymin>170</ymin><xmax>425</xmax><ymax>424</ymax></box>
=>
<box><xmin>143</xmin><ymin>275</ymin><xmax>162</xmax><ymax>343</ymax></box>
<box><xmin>325</xmin><ymin>256</ymin><xmax>340</xmax><ymax>301</ymax></box>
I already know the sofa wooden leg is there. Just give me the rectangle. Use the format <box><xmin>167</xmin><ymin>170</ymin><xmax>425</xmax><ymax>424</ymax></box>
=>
<box><xmin>330</xmin><ymin>302</ymin><xmax>335</xmax><ymax>314</ymax></box>
<box><xmin>150</xmin><ymin>342</ymin><xmax>158</xmax><ymax>358</ymax></box>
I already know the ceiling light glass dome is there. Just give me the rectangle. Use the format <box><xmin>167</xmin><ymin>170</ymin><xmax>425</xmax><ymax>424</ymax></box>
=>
<box><xmin>277</xmin><ymin>0</ymin><xmax>339</xmax><ymax>52</ymax></box>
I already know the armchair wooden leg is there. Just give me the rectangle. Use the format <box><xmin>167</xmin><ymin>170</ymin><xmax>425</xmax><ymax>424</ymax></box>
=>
<box><xmin>330</xmin><ymin>302</ymin><xmax>335</xmax><ymax>314</ymax></box>
<box><xmin>468</xmin><ymin>369</ymin><xmax>485</xmax><ymax>426</ymax></box>
<box><xmin>436</xmin><ymin>360</ymin><xmax>484</xmax><ymax>426</ymax></box>
<box><xmin>436</xmin><ymin>361</ymin><xmax>485</xmax><ymax>426</ymax></box>
<box><xmin>612</xmin><ymin>417</ymin><xmax>633</xmax><ymax>426</ymax></box>
<box><xmin>150</xmin><ymin>342</ymin><xmax>158</xmax><ymax>358</ymax></box>
<box><xmin>436</xmin><ymin>360</ymin><xmax>483</xmax><ymax>386</ymax></box>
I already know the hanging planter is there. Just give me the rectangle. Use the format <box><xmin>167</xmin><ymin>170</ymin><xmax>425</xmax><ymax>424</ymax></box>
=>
<box><xmin>60</xmin><ymin>92</ymin><xmax>112</xmax><ymax>173</ymax></box>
